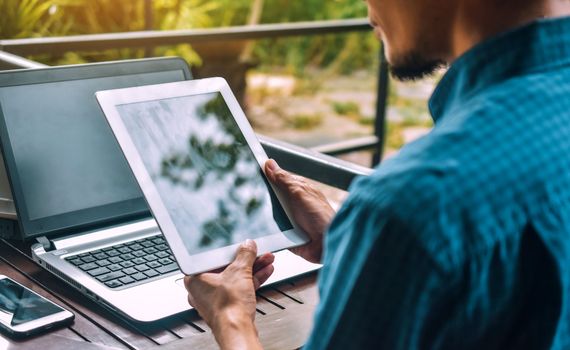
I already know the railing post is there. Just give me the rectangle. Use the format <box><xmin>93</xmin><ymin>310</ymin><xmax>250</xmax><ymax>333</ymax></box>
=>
<box><xmin>144</xmin><ymin>0</ymin><xmax>154</xmax><ymax>57</ymax></box>
<box><xmin>372</xmin><ymin>45</ymin><xmax>389</xmax><ymax>166</ymax></box>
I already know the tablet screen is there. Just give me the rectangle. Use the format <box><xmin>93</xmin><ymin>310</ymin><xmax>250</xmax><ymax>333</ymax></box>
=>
<box><xmin>116</xmin><ymin>93</ymin><xmax>292</xmax><ymax>254</ymax></box>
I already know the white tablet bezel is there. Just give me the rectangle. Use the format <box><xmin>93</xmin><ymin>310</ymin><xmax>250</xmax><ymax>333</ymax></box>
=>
<box><xmin>96</xmin><ymin>77</ymin><xmax>308</xmax><ymax>275</ymax></box>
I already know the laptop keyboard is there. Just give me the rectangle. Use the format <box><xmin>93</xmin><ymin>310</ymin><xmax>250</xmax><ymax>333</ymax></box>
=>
<box><xmin>64</xmin><ymin>235</ymin><xmax>180</xmax><ymax>289</ymax></box>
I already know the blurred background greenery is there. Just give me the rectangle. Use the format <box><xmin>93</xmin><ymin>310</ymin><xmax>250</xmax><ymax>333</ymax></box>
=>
<box><xmin>0</xmin><ymin>0</ymin><xmax>376</xmax><ymax>74</ymax></box>
<box><xmin>0</xmin><ymin>0</ymin><xmax>436</xmax><ymax>168</ymax></box>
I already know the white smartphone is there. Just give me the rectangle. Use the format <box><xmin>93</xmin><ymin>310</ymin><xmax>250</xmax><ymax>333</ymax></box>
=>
<box><xmin>0</xmin><ymin>275</ymin><xmax>74</xmax><ymax>338</ymax></box>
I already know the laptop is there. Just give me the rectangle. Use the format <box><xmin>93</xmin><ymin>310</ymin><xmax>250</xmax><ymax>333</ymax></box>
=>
<box><xmin>0</xmin><ymin>58</ymin><xmax>320</xmax><ymax>322</ymax></box>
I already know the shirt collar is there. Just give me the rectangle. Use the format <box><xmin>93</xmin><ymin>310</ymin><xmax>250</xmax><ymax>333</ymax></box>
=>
<box><xmin>429</xmin><ymin>16</ymin><xmax>570</xmax><ymax>122</ymax></box>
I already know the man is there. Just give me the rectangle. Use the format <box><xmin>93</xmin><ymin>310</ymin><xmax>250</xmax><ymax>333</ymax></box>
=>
<box><xmin>185</xmin><ymin>0</ymin><xmax>570</xmax><ymax>348</ymax></box>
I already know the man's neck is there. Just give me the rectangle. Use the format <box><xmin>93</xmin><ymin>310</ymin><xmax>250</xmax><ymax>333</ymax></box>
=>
<box><xmin>449</xmin><ymin>1</ymin><xmax>570</xmax><ymax>61</ymax></box>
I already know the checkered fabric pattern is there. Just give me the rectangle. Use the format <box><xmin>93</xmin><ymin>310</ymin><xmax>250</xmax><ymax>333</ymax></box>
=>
<box><xmin>304</xmin><ymin>17</ymin><xmax>570</xmax><ymax>350</ymax></box>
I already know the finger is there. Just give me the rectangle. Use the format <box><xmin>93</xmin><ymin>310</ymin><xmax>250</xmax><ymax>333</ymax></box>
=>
<box><xmin>253</xmin><ymin>264</ymin><xmax>275</xmax><ymax>290</ymax></box>
<box><xmin>184</xmin><ymin>273</ymin><xmax>216</xmax><ymax>292</ymax></box>
<box><xmin>232</xmin><ymin>239</ymin><xmax>258</xmax><ymax>269</ymax></box>
<box><xmin>184</xmin><ymin>276</ymin><xmax>199</xmax><ymax>307</ymax></box>
<box><xmin>184</xmin><ymin>274</ymin><xmax>207</xmax><ymax>294</ymax></box>
<box><xmin>253</xmin><ymin>252</ymin><xmax>275</xmax><ymax>274</ymax></box>
<box><xmin>265</xmin><ymin>160</ymin><xmax>295</xmax><ymax>189</ymax></box>
<box><xmin>187</xmin><ymin>293</ymin><xmax>196</xmax><ymax>307</ymax></box>
<box><xmin>290</xmin><ymin>246</ymin><xmax>321</xmax><ymax>264</ymax></box>
<box><xmin>264</xmin><ymin>159</ymin><xmax>280</xmax><ymax>179</ymax></box>
<box><xmin>183</xmin><ymin>275</ymin><xmax>193</xmax><ymax>291</ymax></box>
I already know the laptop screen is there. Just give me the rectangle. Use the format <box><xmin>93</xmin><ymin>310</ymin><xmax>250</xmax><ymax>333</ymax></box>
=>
<box><xmin>0</xmin><ymin>60</ymin><xmax>190</xmax><ymax>238</ymax></box>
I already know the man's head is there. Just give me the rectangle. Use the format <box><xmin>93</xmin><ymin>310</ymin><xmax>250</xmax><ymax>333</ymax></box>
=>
<box><xmin>366</xmin><ymin>0</ymin><xmax>451</xmax><ymax>81</ymax></box>
<box><xmin>366</xmin><ymin>0</ymin><xmax>566</xmax><ymax>81</ymax></box>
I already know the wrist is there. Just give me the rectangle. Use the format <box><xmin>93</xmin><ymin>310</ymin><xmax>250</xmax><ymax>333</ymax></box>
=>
<box><xmin>212</xmin><ymin>308</ymin><xmax>261</xmax><ymax>350</ymax></box>
<box><xmin>212</xmin><ymin>308</ymin><xmax>252</xmax><ymax>332</ymax></box>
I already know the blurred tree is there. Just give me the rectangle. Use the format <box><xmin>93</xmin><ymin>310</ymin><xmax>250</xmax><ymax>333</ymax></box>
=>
<box><xmin>4</xmin><ymin>0</ymin><xmax>376</xmax><ymax>75</ymax></box>
<box><xmin>0</xmin><ymin>0</ymin><xmax>71</xmax><ymax>39</ymax></box>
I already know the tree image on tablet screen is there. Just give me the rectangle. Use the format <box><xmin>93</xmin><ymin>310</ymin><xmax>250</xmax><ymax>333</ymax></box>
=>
<box><xmin>117</xmin><ymin>93</ymin><xmax>291</xmax><ymax>254</ymax></box>
<box><xmin>160</xmin><ymin>95</ymin><xmax>262</xmax><ymax>247</ymax></box>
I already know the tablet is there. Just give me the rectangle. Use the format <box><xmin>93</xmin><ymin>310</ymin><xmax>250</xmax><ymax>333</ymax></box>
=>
<box><xmin>96</xmin><ymin>78</ymin><xmax>309</xmax><ymax>275</ymax></box>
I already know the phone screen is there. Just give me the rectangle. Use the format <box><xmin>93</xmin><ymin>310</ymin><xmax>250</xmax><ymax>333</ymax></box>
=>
<box><xmin>0</xmin><ymin>278</ymin><xmax>63</xmax><ymax>327</ymax></box>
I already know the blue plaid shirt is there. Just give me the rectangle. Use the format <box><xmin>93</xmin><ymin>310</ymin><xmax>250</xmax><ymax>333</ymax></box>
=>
<box><xmin>305</xmin><ymin>17</ymin><xmax>570</xmax><ymax>350</ymax></box>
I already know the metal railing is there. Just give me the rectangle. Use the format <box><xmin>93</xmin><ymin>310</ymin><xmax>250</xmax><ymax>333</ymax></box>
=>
<box><xmin>0</xmin><ymin>19</ymin><xmax>371</xmax><ymax>55</ymax></box>
<box><xmin>0</xmin><ymin>50</ymin><xmax>47</xmax><ymax>70</ymax></box>
<box><xmin>0</xmin><ymin>18</ymin><xmax>385</xmax><ymax>190</ymax></box>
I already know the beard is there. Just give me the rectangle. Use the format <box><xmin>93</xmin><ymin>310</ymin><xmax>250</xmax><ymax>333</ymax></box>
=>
<box><xmin>389</xmin><ymin>51</ymin><xmax>446</xmax><ymax>81</ymax></box>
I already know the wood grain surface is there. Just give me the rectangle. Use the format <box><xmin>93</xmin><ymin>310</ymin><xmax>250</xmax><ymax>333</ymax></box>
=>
<box><xmin>0</xmin><ymin>239</ymin><xmax>319</xmax><ymax>349</ymax></box>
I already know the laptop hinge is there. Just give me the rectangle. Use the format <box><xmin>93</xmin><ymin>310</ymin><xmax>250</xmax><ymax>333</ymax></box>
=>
<box><xmin>36</xmin><ymin>236</ymin><xmax>55</xmax><ymax>252</ymax></box>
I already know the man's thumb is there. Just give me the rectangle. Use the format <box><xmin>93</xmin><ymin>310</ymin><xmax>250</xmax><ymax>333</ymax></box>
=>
<box><xmin>233</xmin><ymin>239</ymin><xmax>257</xmax><ymax>268</ymax></box>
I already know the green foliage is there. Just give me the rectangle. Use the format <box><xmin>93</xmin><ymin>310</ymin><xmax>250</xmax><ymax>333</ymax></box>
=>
<box><xmin>3</xmin><ymin>0</ymin><xmax>376</xmax><ymax>75</ymax></box>
<box><xmin>358</xmin><ymin>115</ymin><xmax>375</xmax><ymax>126</ymax></box>
<box><xmin>254</xmin><ymin>0</ymin><xmax>375</xmax><ymax>75</ymax></box>
<box><xmin>0</xmin><ymin>0</ymin><xmax>72</xmax><ymax>39</ymax></box>
<box><xmin>288</xmin><ymin>113</ymin><xmax>323</xmax><ymax>130</ymax></box>
<box><xmin>332</xmin><ymin>101</ymin><xmax>360</xmax><ymax>117</ymax></box>
<box><xmin>385</xmin><ymin>121</ymin><xmax>405</xmax><ymax>150</ymax></box>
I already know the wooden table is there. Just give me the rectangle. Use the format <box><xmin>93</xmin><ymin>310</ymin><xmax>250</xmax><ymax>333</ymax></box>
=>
<box><xmin>0</xmin><ymin>239</ymin><xmax>319</xmax><ymax>349</ymax></box>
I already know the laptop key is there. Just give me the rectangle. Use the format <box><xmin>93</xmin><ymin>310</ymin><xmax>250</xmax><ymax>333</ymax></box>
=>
<box><xmin>132</xmin><ymin>257</ymin><xmax>146</xmax><ymax>265</ymax></box>
<box><xmin>120</xmin><ymin>253</ymin><xmax>135</xmax><ymax>260</ymax></box>
<box><xmin>105</xmin><ymin>280</ymin><xmax>123</xmax><ymax>288</ymax></box>
<box><xmin>122</xmin><ymin>267</ymin><xmax>138</xmax><ymax>275</ymax></box>
<box><xmin>119</xmin><ymin>276</ymin><xmax>135</xmax><ymax>284</ymax></box>
<box><xmin>132</xmin><ymin>251</ymin><xmax>145</xmax><ymax>257</ymax></box>
<box><xmin>120</xmin><ymin>261</ymin><xmax>134</xmax><ymax>268</ymax></box>
<box><xmin>134</xmin><ymin>264</ymin><xmax>149</xmax><ymax>272</ymax></box>
<box><xmin>108</xmin><ymin>256</ymin><xmax>123</xmax><ymax>264</ymax></box>
<box><xmin>96</xmin><ymin>259</ymin><xmax>111</xmax><ymax>267</ymax></box>
<box><xmin>68</xmin><ymin>258</ymin><xmax>83</xmax><ymax>266</ymax></box>
<box><xmin>156</xmin><ymin>244</ymin><xmax>170</xmax><ymax>251</ymax></box>
<box><xmin>81</xmin><ymin>256</ymin><xmax>96</xmax><ymax>263</ymax></box>
<box><xmin>93</xmin><ymin>252</ymin><xmax>108</xmax><ymax>260</ymax></box>
<box><xmin>132</xmin><ymin>272</ymin><xmax>148</xmax><ymax>281</ymax></box>
<box><xmin>88</xmin><ymin>267</ymin><xmax>111</xmax><ymax>277</ymax></box>
<box><xmin>78</xmin><ymin>253</ymin><xmax>90</xmax><ymax>257</ymax></box>
<box><xmin>158</xmin><ymin>258</ymin><xmax>173</xmax><ymax>265</ymax></box>
<box><xmin>96</xmin><ymin>271</ymin><xmax>125</xmax><ymax>283</ymax></box>
<box><xmin>141</xmin><ymin>241</ymin><xmax>154</xmax><ymax>248</ymax></box>
<box><xmin>147</xmin><ymin>261</ymin><xmax>161</xmax><ymax>268</ymax></box>
<box><xmin>144</xmin><ymin>254</ymin><xmax>158</xmax><ymax>262</ymax></box>
<box><xmin>152</xmin><ymin>237</ymin><xmax>165</xmax><ymax>245</ymax></box>
<box><xmin>117</xmin><ymin>247</ymin><xmax>131</xmax><ymax>254</ymax></box>
<box><xmin>78</xmin><ymin>262</ymin><xmax>98</xmax><ymax>271</ymax></box>
<box><xmin>143</xmin><ymin>247</ymin><xmax>158</xmax><ymax>254</ymax></box>
<box><xmin>106</xmin><ymin>250</ymin><xmax>120</xmax><ymax>257</ymax></box>
<box><xmin>144</xmin><ymin>269</ymin><xmax>159</xmax><ymax>278</ymax></box>
<box><xmin>155</xmin><ymin>263</ymin><xmax>179</xmax><ymax>274</ymax></box>
<box><xmin>130</xmin><ymin>244</ymin><xmax>143</xmax><ymax>250</ymax></box>
<box><xmin>155</xmin><ymin>251</ymin><xmax>169</xmax><ymax>258</ymax></box>
<box><xmin>107</xmin><ymin>264</ymin><xmax>122</xmax><ymax>271</ymax></box>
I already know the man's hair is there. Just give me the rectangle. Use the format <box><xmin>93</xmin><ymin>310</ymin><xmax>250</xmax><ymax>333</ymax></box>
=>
<box><xmin>390</xmin><ymin>51</ymin><xmax>446</xmax><ymax>81</ymax></box>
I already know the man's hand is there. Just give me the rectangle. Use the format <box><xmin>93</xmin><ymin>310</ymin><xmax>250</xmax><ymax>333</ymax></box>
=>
<box><xmin>265</xmin><ymin>159</ymin><xmax>336</xmax><ymax>263</ymax></box>
<box><xmin>184</xmin><ymin>240</ymin><xmax>273</xmax><ymax>350</ymax></box>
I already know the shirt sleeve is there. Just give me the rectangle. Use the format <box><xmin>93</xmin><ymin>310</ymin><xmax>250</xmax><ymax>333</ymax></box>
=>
<box><xmin>303</xmin><ymin>187</ymin><xmax>455</xmax><ymax>350</ymax></box>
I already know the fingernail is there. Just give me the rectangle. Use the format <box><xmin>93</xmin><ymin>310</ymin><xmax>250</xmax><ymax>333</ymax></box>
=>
<box><xmin>266</xmin><ymin>159</ymin><xmax>279</xmax><ymax>172</ymax></box>
<box><xmin>243</xmin><ymin>239</ymin><xmax>255</xmax><ymax>249</ymax></box>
